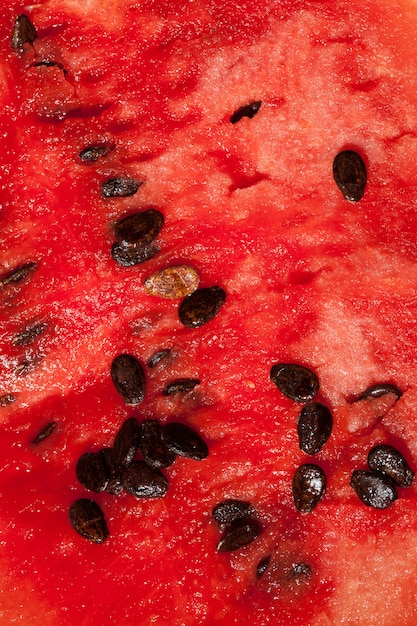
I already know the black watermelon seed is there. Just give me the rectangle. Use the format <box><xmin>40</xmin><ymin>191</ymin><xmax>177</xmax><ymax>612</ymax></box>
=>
<box><xmin>13</xmin><ymin>321</ymin><xmax>48</xmax><ymax>346</ymax></box>
<box><xmin>178</xmin><ymin>286</ymin><xmax>226</xmax><ymax>328</ymax></box>
<box><xmin>76</xmin><ymin>451</ymin><xmax>110</xmax><ymax>493</ymax></box>
<box><xmin>162</xmin><ymin>422</ymin><xmax>208</xmax><ymax>460</ymax></box>
<box><xmin>212</xmin><ymin>499</ymin><xmax>255</xmax><ymax>525</ymax></box>
<box><xmin>121</xmin><ymin>461</ymin><xmax>169</xmax><ymax>498</ymax></box>
<box><xmin>292</xmin><ymin>464</ymin><xmax>326</xmax><ymax>513</ymax></box>
<box><xmin>256</xmin><ymin>555</ymin><xmax>271</xmax><ymax>579</ymax></box>
<box><xmin>79</xmin><ymin>143</ymin><xmax>114</xmax><ymax>163</ymax></box>
<box><xmin>230</xmin><ymin>101</ymin><xmax>262</xmax><ymax>124</ymax></box>
<box><xmin>102</xmin><ymin>177</ymin><xmax>142</xmax><ymax>198</ymax></box>
<box><xmin>350</xmin><ymin>470</ymin><xmax>398</xmax><ymax>509</ymax></box>
<box><xmin>162</xmin><ymin>378</ymin><xmax>200</xmax><ymax>396</ymax></box>
<box><xmin>138</xmin><ymin>419</ymin><xmax>176</xmax><ymax>469</ymax></box>
<box><xmin>270</xmin><ymin>363</ymin><xmax>319</xmax><ymax>402</ymax></box>
<box><xmin>113</xmin><ymin>417</ymin><xmax>141</xmax><ymax>467</ymax></box>
<box><xmin>297</xmin><ymin>402</ymin><xmax>333</xmax><ymax>454</ymax></box>
<box><xmin>111</xmin><ymin>241</ymin><xmax>157</xmax><ymax>267</ymax></box>
<box><xmin>1</xmin><ymin>262</ymin><xmax>37</xmax><ymax>287</ymax></box>
<box><xmin>333</xmin><ymin>150</ymin><xmax>367</xmax><ymax>202</ymax></box>
<box><xmin>111</xmin><ymin>354</ymin><xmax>146</xmax><ymax>405</ymax></box>
<box><xmin>356</xmin><ymin>383</ymin><xmax>402</xmax><ymax>402</ymax></box>
<box><xmin>147</xmin><ymin>349</ymin><xmax>171</xmax><ymax>369</ymax></box>
<box><xmin>31</xmin><ymin>421</ymin><xmax>57</xmax><ymax>444</ymax></box>
<box><xmin>216</xmin><ymin>517</ymin><xmax>261</xmax><ymax>552</ymax></box>
<box><xmin>11</xmin><ymin>14</ymin><xmax>37</xmax><ymax>49</ymax></box>
<box><xmin>0</xmin><ymin>394</ymin><xmax>17</xmax><ymax>407</ymax></box>
<box><xmin>367</xmin><ymin>444</ymin><xmax>414</xmax><ymax>487</ymax></box>
<box><xmin>114</xmin><ymin>209</ymin><xmax>164</xmax><ymax>246</ymax></box>
<box><xmin>69</xmin><ymin>498</ymin><xmax>109</xmax><ymax>544</ymax></box>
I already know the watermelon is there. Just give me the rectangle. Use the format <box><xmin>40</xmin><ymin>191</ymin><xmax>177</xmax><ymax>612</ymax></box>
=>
<box><xmin>1</xmin><ymin>0</ymin><xmax>417</xmax><ymax>623</ymax></box>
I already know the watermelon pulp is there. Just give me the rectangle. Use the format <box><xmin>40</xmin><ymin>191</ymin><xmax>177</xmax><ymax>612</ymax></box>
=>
<box><xmin>1</xmin><ymin>0</ymin><xmax>417</xmax><ymax>623</ymax></box>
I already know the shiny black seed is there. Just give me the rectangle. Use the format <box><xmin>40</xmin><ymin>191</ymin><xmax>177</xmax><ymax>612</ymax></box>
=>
<box><xmin>69</xmin><ymin>498</ymin><xmax>109</xmax><ymax>544</ymax></box>
<box><xmin>111</xmin><ymin>354</ymin><xmax>146</xmax><ymax>405</ymax></box>
<box><xmin>121</xmin><ymin>461</ymin><xmax>169</xmax><ymax>498</ymax></box>
<box><xmin>138</xmin><ymin>419</ymin><xmax>176</xmax><ymax>469</ymax></box>
<box><xmin>350</xmin><ymin>470</ymin><xmax>398</xmax><ymax>509</ymax></box>
<box><xmin>11</xmin><ymin>14</ymin><xmax>37</xmax><ymax>49</ymax></box>
<box><xmin>163</xmin><ymin>422</ymin><xmax>208</xmax><ymax>460</ymax></box>
<box><xmin>367</xmin><ymin>444</ymin><xmax>414</xmax><ymax>487</ymax></box>
<box><xmin>1</xmin><ymin>262</ymin><xmax>37</xmax><ymax>287</ymax></box>
<box><xmin>162</xmin><ymin>378</ymin><xmax>200</xmax><ymax>396</ymax></box>
<box><xmin>256</xmin><ymin>556</ymin><xmax>271</xmax><ymax>579</ymax></box>
<box><xmin>230</xmin><ymin>101</ymin><xmax>262</xmax><ymax>124</ymax></box>
<box><xmin>270</xmin><ymin>363</ymin><xmax>319</xmax><ymax>402</ymax></box>
<box><xmin>356</xmin><ymin>383</ymin><xmax>402</xmax><ymax>402</ymax></box>
<box><xmin>178</xmin><ymin>286</ymin><xmax>226</xmax><ymax>328</ymax></box>
<box><xmin>212</xmin><ymin>499</ymin><xmax>255</xmax><ymax>525</ymax></box>
<box><xmin>31</xmin><ymin>421</ymin><xmax>57</xmax><ymax>444</ymax></box>
<box><xmin>79</xmin><ymin>143</ymin><xmax>114</xmax><ymax>163</ymax></box>
<box><xmin>114</xmin><ymin>209</ymin><xmax>164</xmax><ymax>245</ymax></box>
<box><xmin>111</xmin><ymin>241</ymin><xmax>157</xmax><ymax>267</ymax></box>
<box><xmin>297</xmin><ymin>402</ymin><xmax>333</xmax><ymax>454</ymax></box>
<box><xmin>147</xmin><ymin>349</ymin><xmax>171</xmax><ymax>369</ymax></box>
<box><xmin>333</xmin><ymin>150</ymin><xmax>367</xmax><ymax>202</ymax></box>
<box><xmin>293</xmin><ymin>464</ymin><xmax>326</xmax><ymax>513</ymax></box>
<box><xmin>216</xmin><ymin>517</ymin><xmax>261</xmax><ymax>552</ymax></box>
<box><xmin>76</xmin><ymin>451</ymin><xmax>110</xmax><ymax>493</ymax></box>
<box><xmin>102</xmin><ymin>177</ymin><xmax>142</xmax><ymax>198</ymax></box>
<box><xmin>113</xmin><ymin>417</ymin><xmax>141</xmax><ymax>467</ymax></box>
<box><xmin>13</xmin><ymin>321</ymin><xmax>48</xmax><ymax>346</ymax></box>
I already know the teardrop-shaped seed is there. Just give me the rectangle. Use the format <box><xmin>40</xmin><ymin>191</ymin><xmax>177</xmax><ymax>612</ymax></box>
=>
<box><xmin>111</xmin><ymin>241</ymin><xmax>157</xmax><ymax>267</ymax></box>
<box><xmin>350</xmin><ymin>470</ymin><xmax>398</xmax><ymax>509</ymax></box>
<box><xmin>144</xmin><ymin>265</ymin><xmax>199</xmax><ymax>299</ymax></box>
<box><xmin>111</xmin><ymin>354</ymin><xmax>146</xmax><ymax>405</ymax></box>
<box><xmin>270</xmin><ymin>363</ymin><xmax>319</xmax><ymax>402</ymax></box>
<box><xmin>356</xmin><ymin>383</ymin><xmax>402</xmax><ymax>402</ymax></box>
<box><xmin>69</xmin><ymin>499</ymin><xmax>109</xmax><ymax>544</ymax></box>
<box><xmin>216</xmin><ymin>517</ymin><xmax>261</xmax><ymax>552</ymax></box>
<box><xmin>102</xmin><ymin>177</ymin><xmax>142</xmax><ymax>198</ymax></box>
<box><xmin>367</xmin><ymin>445</ymin><xmax>414</xmax><ymax>487</ymax></box>
<box><xmin>162</xmin><ymin>422</ymin><xmax>208</xmax><ymax>460</ymax></box>
<box><xmin>333</xmin><ymin>150</ymin><xmax>367</xmax><ymax>202</ymax></box>
<box><xmin>11</xmin><ymin>14</ymin><xmax>37</xmax><ymax>49</ymax></box>
<box><xmin>1</xmin><ymin>262</ymin><xmax>37</xmax><ymax>287</ymax></box>
<box><xmin>212</xmin><ymin>499</ymin><xmax>255</xmax><ymax>525</ymax></box>
<box><xmin>162</xmin><ymin>378</ymin><xmax>200</xmax><ymax>396</ymax></box>
<box><xmin>138</xmin><ymin>419</ymin><xmax>176</xmax><ymax>469</ymax></box>
<box><xmin>293</xmin><ymin>464</ymin><xmax>326</xmax><ymax>513</ymax></box>
<box><xmin>114</xmin><ymin>209</ymin><xmax>164</xmax><ymax>245</ymax></box>
<box><xmin>31</xmin><ymin>421</ymin><xmax>57</xmax><ymax>444</ymax></box>
<box><xmin>76</xmin><ymin>451</ymin><xmax>110</xmax><ymax>493</ymax></box>
<box><xmin>79</xmin><ymin>143</ymin><xmax>114</xmax><ymax>163</ymax></box>
<box><xmin>230</xmin><ymin>101</ymin><xmax>262</xmax><ymax>124</ymax></box>
<box><xmin>121</xmin><ymin>461</ymin><xmax>169</xmax><ymax>498</ymax></box>
<box><xmin>147</xmin><ymin>349</ymin><xmax>171</xmax><ymax>369</ymax></box>
<box><xmin>297</xmin><ymin>402</ymin><xmax>333</xmax><ymax>454</ymax></box>
<box><xmin>256</xmin><ymin>555</ymin><xmax>271</xmax><ymax>578</ymax></box>
<box><xmin>113</xmin><ymin>417</ymin><xmax>141</xmax><ymax>467</ymax></box>
<box><xmin>178</xmin><ymin>286</ymin><xmax>226</xmax><ymax>328</ymax></box>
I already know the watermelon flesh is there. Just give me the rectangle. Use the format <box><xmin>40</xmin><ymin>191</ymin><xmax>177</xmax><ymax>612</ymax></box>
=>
<box><xmin>2</xmin><ymin>0</ymin><xmax>417</xmax><ymax>623</ymax></box>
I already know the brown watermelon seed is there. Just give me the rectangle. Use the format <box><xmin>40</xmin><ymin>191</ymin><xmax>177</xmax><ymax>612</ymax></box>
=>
<box><xmin>121</xmin><ymin>461</ymin><xmax>169</xmax><ymax>498</ymax></box>
<box><xmin>102</xmin><ymin>177</ymin><xmax>142</xmax><ymax>198</ymax></box>
<box><xmin>292</xmin><ymin>464</ymin><xmax>326</xmax><ymax>513</ymax></box>
<box><xmin>256</xmin><ymin>555</ymin><xmax>272</xmax><ymax>579</ymax></box>
<box><xmin>297</xmin><ymin>402</ymin><xmax>333</xmax><ymax>455</ymax></box>
<box><xmin>350</xmin><ymin>470</ymin><xmax>398</xmax><ymax>509</ymax></box>
<box><xmin>147</xmin><ymin>349</ymin><xmax>171</xmax><ymax>369</ymax></box>
<box><xmin>144</xmin><ymin>265</ymin><xmax>199</xmax><ymax>299</ymax></box>
<box><xmin>79</xmin><ymin>143</ymin><xmax>115</xmax><ymax>163</ymax></box>
<box><xmin>162</xmin><ymin>422</ymin><xmax>208</xmax><ymax>461</ymax></box>
<box><xmin>270</xmin><ymin>363</ymin><xmax>319</xmax><ymax>402</ymax></box>
<box><xmin>1</xmin><ymin>262</ymin><xmax>37</xmax><ymax>287</ymax></box>
<box><xmin>0</xmin><ymin>394</ymin><xmax>17</xmax><ymax>407</ymax></box>
<box><xmin>230</xmin><ymin>101</ymin><xmax>262</xmax><ymax>124</ymax></box>
<box><xmin>113</xmin><ymin>417</ymin><xmax>141</xmax><ymax>467</ymax></box>
<box><xmin>76</xmin><ymin>451</ymin><xmax>110</xmax><ymax>493</ymax></box>
<box><xmin>69</xmin><ymin>498</ymin><xmax>109</xmax><ymax>544</ymax></box>
<box><xmin>138</xmin><ymin>419</ymin><xmax>176</xmax><ymax>469</ymax></box>
<box><xmin>333</xmin><ymin>150</ymin><xmax>367</xmax><ymax>202</ymax></box>
<box><xmin>162</xmin><ymin>378</ymin><xmax>200</xmax><ymax>396</ymax></box>
<box><xmin>11</xmin><ymin>14</ymin><xmax>37</xmax><ymax>49</ymax></box>
<box><xmin>178</xmin><ymin>286</ymin><xmax>226</xmax><ymax>328</ymax></box>
<box><xmin>216</xmin><ymin>517</ymin><xmax>261</xmax><ymax>552</ymax></box>
<box><xmin>31</xmin><ymin>421</ymin><xmax>57</xmax><ymax>444</ymax></box>
<box><xmin>111</xmin><ymin>354</ymin><xmax>146</xmax><ymax>405</ymax></box>
<box><xmin>356</xmin><ymin>383</ymin><xmax>402</xmax><ymax>402</ymax></box>
<box><xmin>212</xmin><ymin>499</ymin><xmax>255</xmax><ymax>525</ymax></box>
<box><xmin>111</xmin><ymin>241</ymin><xmax>157</xmax><ymax>267</ymax></box>
<box><xmin>13</xmin><ymin>321</ymin><xmax>48</xmax><ymax>346</ymax></box>
<box><xmin>114</xmin><ymin>209</ymin><xmax>164</xmax><ymax>245</ymax></box>
<box><xmin>367</xmin><ymin>444</ymin><xmax>414</xmax><ymax>487</ymax></box>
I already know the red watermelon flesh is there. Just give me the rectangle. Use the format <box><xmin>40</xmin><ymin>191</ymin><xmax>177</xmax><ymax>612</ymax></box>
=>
<box><xmin>1</xmin><ymin>0</ymin><xmax>417</xmax><ymax>623</ymax></box>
